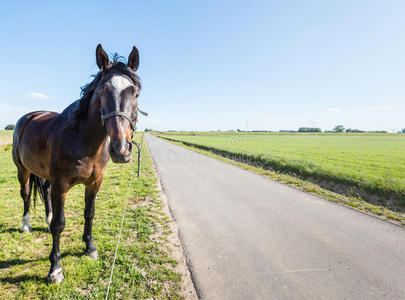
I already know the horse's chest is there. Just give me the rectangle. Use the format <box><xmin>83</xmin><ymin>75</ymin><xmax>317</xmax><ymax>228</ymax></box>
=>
<box><xmin>72</xmin><ymin>158</ymin><xmax>106</xmax><ymax>183</ymax></box>
<box><xmin>50</xmin><ymin>141</ymin><xmax>109</xmax><ymax>185</ymax></box>
<box><xmin>74</xmin><ymin>160</ymin><xmax>94</xmax><ymax>178</ymax></box>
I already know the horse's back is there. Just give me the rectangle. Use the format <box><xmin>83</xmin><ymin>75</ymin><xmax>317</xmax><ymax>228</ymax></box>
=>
<box><xmin>13</xmin><ymin>111</ymin><xmax>60</xmax><ymax>178</ymax></box>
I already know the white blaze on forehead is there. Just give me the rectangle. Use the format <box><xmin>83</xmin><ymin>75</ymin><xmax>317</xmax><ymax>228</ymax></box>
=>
<box><xmin>110</xmin><ymin>76</ymin><xmax>133</xmax><ymax>92</ymax></box>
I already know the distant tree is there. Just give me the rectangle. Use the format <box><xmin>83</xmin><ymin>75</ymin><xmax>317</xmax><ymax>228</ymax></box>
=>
<box><xmin>298</xmin><ymin>127</ymin><xmax>322</xmax><ymax>133</ymax></box>
<box><xmin>279</xmin><ymin>130</ymin><xmax>297</xmax><ymax>133</ymax></box>
<box><xmin>345</xmin><ymin>128</ymin><xmax>364</xmax><ymax>133</ymax></box>
<box><xmin>333</xmin><ymin>125</ymin><xmax>345</xmax><ymax>132</ymax></box>
<box><xmin>144</xmin><ymin>128</ymin><xmax>152</xmax><ymax>132</ymax></box>
<box><xmin>402</xmin><ymin>128</ymin><xmax>405</xmax><ymax>133</ymax></box>
<box><xmin>374</xmin><ymin>131</ymin><xmax>388</xmax><ymax>133</ymax></box>
<box><xmin>4</xmin><ymin>124</ymin><xmax>15</xmax><ymax>130</ymax></box>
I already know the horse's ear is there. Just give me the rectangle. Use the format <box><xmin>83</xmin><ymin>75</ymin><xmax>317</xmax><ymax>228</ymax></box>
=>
<box><xmin>127</xmin><ymin>46</ymin><xmax>139</xmax><ymax>71</ymax></box>
<box><xmin>96</xmin><ymin>44</ymin><xmax>110</xmax><ymax>70</ymax></box>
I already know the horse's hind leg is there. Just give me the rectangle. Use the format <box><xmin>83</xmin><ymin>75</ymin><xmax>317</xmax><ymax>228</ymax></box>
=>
<box><xmin>43</xmin><ymin>180</ymin><xmax>52</xmax><ymax>228</ymax></box>
<box><xmin>18</xmin><ymin>168</ymin><xmax>31</xmax><ymax>232</ymax></box>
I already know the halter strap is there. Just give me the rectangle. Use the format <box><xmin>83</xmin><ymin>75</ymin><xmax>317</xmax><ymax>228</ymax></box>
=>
<box><xmin>137</xmin><ymin>107</ymin><xmax>148</xmax><ymax>116</ymax></box>
<box><xmin>101</xmin><ymin>107</ymin><xmax>148</xmax><ymax>131</ymax></box>
<box><xmin>101</xmin><ymin>111</ymin><xmax>136</xmax><ymax>131</ymax></box>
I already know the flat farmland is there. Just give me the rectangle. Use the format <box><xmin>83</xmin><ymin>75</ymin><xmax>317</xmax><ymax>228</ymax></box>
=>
<box><xmin>0</xmin><ymin>130</ymin><xmax>13</xmax><ymax>145</ymax></box>
<box><xmin>159</xmin><ymin>133</ymin><xmax>405</xmax><ymax>210</ymax></box>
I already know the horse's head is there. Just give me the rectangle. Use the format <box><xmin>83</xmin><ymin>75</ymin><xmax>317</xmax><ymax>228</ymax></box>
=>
<box><xmin>95</xmin><ymin>44</ymin><xmax>141</xmax><ymax>163</ymax></box>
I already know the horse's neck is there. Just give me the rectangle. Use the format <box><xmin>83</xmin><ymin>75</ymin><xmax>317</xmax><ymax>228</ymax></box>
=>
<box><xmin>80</xmin><ymin>96</ymin><xmax>108</xmax><ymax>150</ymax></box>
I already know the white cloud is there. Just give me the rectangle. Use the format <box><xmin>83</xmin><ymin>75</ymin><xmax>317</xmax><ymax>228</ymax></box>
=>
<box><xmin>363</xmin><ymin>106</ymin><xmax>395</xmax><ymax>112</ymax></box>
<box><xmin>27</xmin><ymin>92</ymin><xmax>51</xmax><ymax>100</ymax></box>
<box><xmin>323</xmin><ymin>108</ymin><xmax>341</xmax><ymax>112</ymax></box>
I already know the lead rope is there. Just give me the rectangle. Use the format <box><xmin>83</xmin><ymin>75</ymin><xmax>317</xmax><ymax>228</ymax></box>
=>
<box><xmin>105</xmin><ymin>133</ymin><xmax>144</xmax><ymax>299</ymax></box>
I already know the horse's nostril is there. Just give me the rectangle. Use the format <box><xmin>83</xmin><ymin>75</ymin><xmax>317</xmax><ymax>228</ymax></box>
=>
<box><xmin>110</xmin><ymin>140</ymin><xmax>132</xmax><ymax>158</ymax></box>
<box><xmin>112</xmin><ymin>142</ymin><xmax>121</xmax><ymax>153</ymax></box>
<box><xmin>118</xmin><ymin>142</ymin><xmax>132</xmax><ymax>156</ymax></box>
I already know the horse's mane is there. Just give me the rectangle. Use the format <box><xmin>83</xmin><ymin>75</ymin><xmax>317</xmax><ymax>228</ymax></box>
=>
<box><xmin>64</xmin><ymin>54</ymin><xmax>141</xmax><ymax>128</ymax></box>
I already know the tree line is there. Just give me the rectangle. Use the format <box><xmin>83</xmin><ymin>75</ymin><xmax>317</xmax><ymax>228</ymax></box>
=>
<box><xmin>4</xmin><ymin>124</ymin><xmax>405</xmax><ymax>133</ymax></box>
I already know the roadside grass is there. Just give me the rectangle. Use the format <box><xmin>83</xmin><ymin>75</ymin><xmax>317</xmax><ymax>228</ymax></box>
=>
<box><xmin>0</xmin><ymin>135</ymin><xmax>183</xmax><ymax>299</ymax></box>
<box><xmin>158</xmin><ymin>135</ymin><xmax>405</xmax><ymax>226</ymax></box>
<box><xmin>158</xmin><ymin>133</ymin><xmax>405</xmax><ymax>211</ymax></box>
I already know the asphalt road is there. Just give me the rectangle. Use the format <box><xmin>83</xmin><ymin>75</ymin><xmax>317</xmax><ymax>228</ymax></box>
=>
<box><xmin>146</xmin><ymin>135</ymin><xmax>405</xmax><ymax>300</ymax></box>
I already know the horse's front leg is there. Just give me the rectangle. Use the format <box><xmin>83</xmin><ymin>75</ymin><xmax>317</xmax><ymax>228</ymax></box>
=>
<box><xmin>82</xmin><ymin>179</ymin><xmax>102</xmax><ymax>259</ymax></box>
<box><xmin>47</xmin><ymin>181</ymin><xmax>68</xmax><ymax>284</ymax></box>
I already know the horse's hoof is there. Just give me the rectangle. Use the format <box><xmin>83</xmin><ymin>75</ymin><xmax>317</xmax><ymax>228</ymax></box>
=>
<box><xmin>21</xmin><ymin>214</ymin><xmax>31</xmax><ymax>232</ymax></box>
<box><xmin>21</xmin><ymin>225</ymin><xmax>31</xmax><ymax>233</ymax></box>
<box><xmin>86</xmin><ymin>249</ymin><xmax>98</xmax><ymax>260</ymax></box>
<box><xmin>47</xmin><ymin>268</ymin><xmax>64</xmax><ymax>284</ymax></box>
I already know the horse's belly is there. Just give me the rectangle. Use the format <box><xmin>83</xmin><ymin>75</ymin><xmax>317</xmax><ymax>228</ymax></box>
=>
<box><xmin>17</xmin><ymin>112</ymin><xmax>57</xmax><ymax>179</ymax></box>
<box><xmin>20</xmin><ymin>145</ymin><xmax>51</xmax><ymax>179</ymax></box>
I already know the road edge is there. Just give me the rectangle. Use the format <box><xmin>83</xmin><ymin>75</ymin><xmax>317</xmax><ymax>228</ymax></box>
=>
<box><xmin>144</xmin><ymin>135</ymin><xmax>199</xmax><ymax>299</ymax></box>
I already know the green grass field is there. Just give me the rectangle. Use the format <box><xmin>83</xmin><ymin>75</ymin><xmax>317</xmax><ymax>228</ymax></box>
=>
<box><xmin>158</xmin><ymin>133</ymin><xmax>405</xmax><ymax>210</ymax></box>
<box><xmin>0</xmin><ymin>130</ymin><xmax>13</xmax><ymax>145</ymax></box>
<box><xmin>0</xmin><ymin>135</ymin><xmax>185</xmax><ymax>299</ymax></box>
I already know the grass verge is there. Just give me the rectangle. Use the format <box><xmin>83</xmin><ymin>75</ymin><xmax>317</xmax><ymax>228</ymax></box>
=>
<box><xmin>157</xmin><ymin>135</ymin><xmax>405</xmax><ymax>212</ymax></box>
<box><xmin>157</xmin><ymin>135</ymin><xmax>405</xmax><ymax>226</ymax></box>
<box><xmin>0</xmin><ymin>135</ymin><xmax>186</xmax><ymax>299</ymax></box>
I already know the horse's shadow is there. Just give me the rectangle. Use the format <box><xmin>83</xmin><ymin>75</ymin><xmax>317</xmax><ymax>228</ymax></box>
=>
<box><xmin>0</xmin><ymin>226</ymin><xmax>49</xmax><ymax>234</ymax></box>
<box><xmin>0</xmin><ymin>257</ymin><xmax>44</xmax><ymax>269</ymax></box>
<box><xmin>0</xmin><ymin>250</ymin><xmax>83</xmax><ymax>283</ymax></box>
<box><xmin>0</xmin><ymin>273</ymin><xmax>45</xmax><ymax>284</ymax></box>
<box><xmin>0</xmin><ymin>250</ymin><xmax>83</xmax><ymax>269</ymax></box>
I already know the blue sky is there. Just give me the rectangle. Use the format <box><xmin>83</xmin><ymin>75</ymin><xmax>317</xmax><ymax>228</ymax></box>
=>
<box><xmin>0</xmin><ymin>1</ymin><xmax>404</xmax><ymax>132</ymax></box>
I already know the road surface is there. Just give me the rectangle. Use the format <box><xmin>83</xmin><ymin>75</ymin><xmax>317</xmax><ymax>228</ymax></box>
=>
<box><xmin>146</xmin><ymin>135</ymin><xmax>405</xmax><ymax>300</ymax></box>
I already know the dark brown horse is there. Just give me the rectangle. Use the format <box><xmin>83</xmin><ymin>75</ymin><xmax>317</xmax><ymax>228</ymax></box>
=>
<box><xmin>12</xmin><ymin>44</ymin><xmax>142</xmax><ymax>283</ymax></box>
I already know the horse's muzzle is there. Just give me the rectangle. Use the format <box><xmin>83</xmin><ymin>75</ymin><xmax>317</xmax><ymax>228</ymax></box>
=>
<box><xmin>109</xmin><ymin>140</ymin><xmax>132</xmax><ymax>163</ymax></box>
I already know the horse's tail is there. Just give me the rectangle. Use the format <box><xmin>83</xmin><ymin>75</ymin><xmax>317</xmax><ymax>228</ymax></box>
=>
<box><xmin>29</xmin><ymin>174</ymin><xmax>47</xmax><ymax>209</ymax></box>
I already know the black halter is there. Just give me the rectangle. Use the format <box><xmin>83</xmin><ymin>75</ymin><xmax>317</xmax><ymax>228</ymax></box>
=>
<box><xmin>100</xmin><ymin>107</ymin><xmax>148</xmax><ymax>131</ymax></box>
<box><xmin>100</xmin><ymin>108</ymin><xmax>147</xmax><ymax>178</ymax></box>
